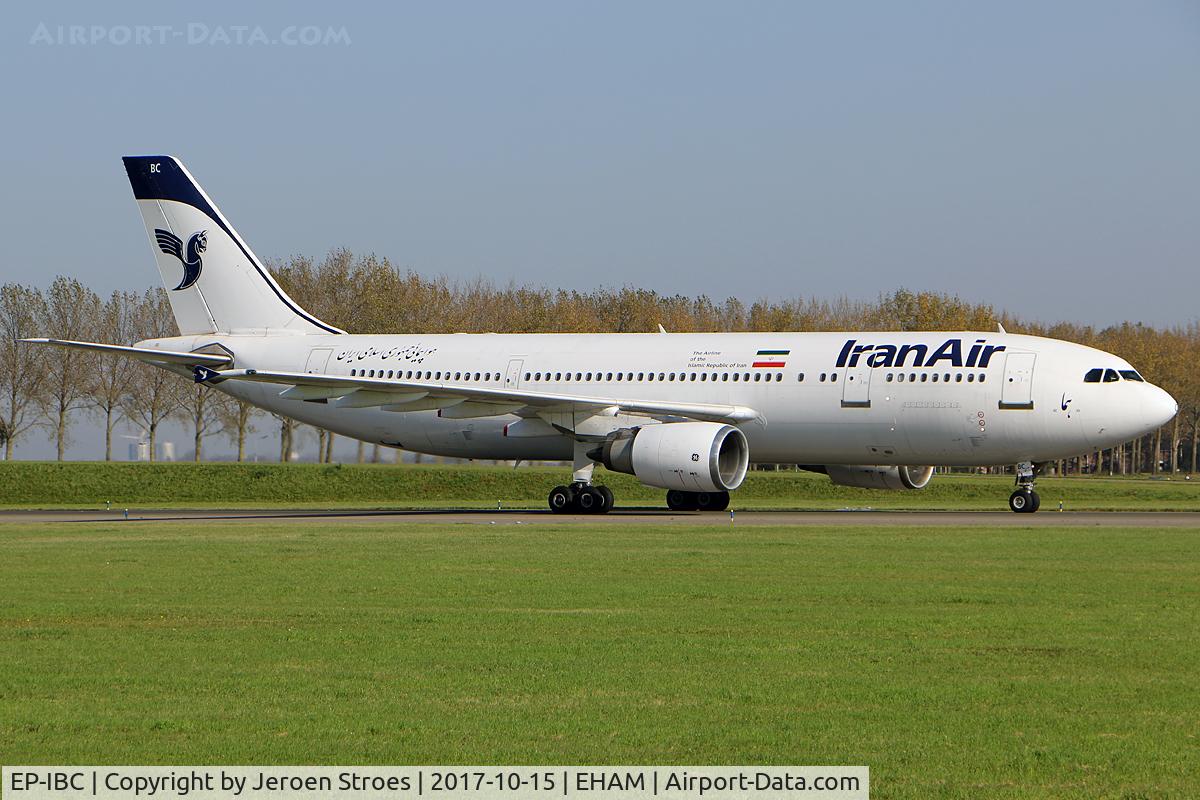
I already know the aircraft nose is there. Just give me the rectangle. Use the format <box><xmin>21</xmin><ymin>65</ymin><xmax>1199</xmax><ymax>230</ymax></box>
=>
<box><xmin>1146</xmin><ymin>386</ymin><xmax>1178</xmax><ymax>428</ymax></box>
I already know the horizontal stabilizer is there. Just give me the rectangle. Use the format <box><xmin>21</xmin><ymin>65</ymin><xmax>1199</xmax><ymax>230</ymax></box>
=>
<box><xmin>20</xmin><ymin>338</ymin><xmax>233</xmax><ymax>367</ymax></box>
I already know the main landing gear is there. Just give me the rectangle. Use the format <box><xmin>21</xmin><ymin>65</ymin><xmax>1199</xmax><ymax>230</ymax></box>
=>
<box><xmin>549</xmin><ymin>441</ymin><xmax>616</xmax><ymax>514</ymax></box>
<box><xmin>666</xmin><ymin>489</ymin><xmax>730</xmax><ymax>512</ymax></box>
<box><xmin>548</xmin><ymin>482</ymin><xmax>614</xmax><ymax>515</ymax></box>
<box><xmin>1008</xmin><ymin>460</ymin><xmax>1044</xmax><ymax>513</ymax></box>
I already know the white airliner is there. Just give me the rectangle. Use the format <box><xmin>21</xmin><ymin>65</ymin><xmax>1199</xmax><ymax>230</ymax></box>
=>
<box><xmin>26</xmin><ymin>156</ymin><xmax>1177</xmax><ymax>513</ymax></box>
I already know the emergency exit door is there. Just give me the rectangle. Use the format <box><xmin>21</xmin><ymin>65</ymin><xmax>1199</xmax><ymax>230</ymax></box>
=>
<box><xmin>505</xmin><ymin>359</ymin><xmax>524</xmax><ymax>389</ymax></box>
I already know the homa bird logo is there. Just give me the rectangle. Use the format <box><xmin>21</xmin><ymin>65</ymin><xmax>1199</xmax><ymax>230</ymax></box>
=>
<box><xmin>154</xmin><ymin>228</ymin><xmax>207</xmax><ymax>290</ymax></box>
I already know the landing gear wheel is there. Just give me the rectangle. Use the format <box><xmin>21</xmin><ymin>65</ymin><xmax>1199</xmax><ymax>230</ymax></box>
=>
<box><xmin>576</xmin><ymin>486</ymin><xmax>604</xmax><ymax>514</ymax></box>
<box><xmin>596</xmin><ymin>485</ymin><xmax>615</xmax><ymax>513</ymax></box>
<box><xmin>666</xmin><ymin>489</ymin><xmax>699</xmax><ymax>511</ymax></box>
<box><xmin>548</xmin><ymin>485</ymin><xmax>573</xmax><ymax>514</ymax></box>
<box><xmin>695</xmin><ymin>491</ymin><xmax>730</xmax><ymax>511</ymax></box>
<box><xmin>1009</xmin><ymin>489</ymin><xmax>1040</xmax><ymax>513</ymax></box>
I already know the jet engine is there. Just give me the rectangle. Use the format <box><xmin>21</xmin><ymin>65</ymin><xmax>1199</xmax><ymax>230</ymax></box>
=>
<box><xmin>822</xmin><ymin>465</ymin><xmax>935</xmax><ymax>491</ymax></box>
<box><xmin>591</xmin><ymin>422</ymin><xmax>749</xmax><ymax>493</ymax></box>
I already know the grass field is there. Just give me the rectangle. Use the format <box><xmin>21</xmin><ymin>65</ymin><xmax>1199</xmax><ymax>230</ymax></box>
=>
<box><xmin>1</xmin><ymin>518</ymin><xmax>1196</xmax><ymax>798</ymax></box>
<box><xmin>3</xmin><ymin>461</ymin><xmax>1200</xmax><ymax>511</ymax></box>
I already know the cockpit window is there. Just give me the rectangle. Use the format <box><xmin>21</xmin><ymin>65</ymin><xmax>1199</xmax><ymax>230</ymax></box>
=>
<box><xmin>1103</xmin><ymin>368</ymin><xmax>1120</xmax><ymax>383</ymax></box>
<box><xmin>1083</xmin><ymin>368</ymin><xmax>1103</xmax><ymax>383</ymax></box>
<box><xmin>1119</xmin><ymin>370</ymin><xmax>1144</xmax><ymax>382</ymax></box>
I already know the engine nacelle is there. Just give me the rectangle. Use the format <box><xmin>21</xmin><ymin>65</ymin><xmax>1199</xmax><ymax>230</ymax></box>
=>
<box><xmin>592</xmin><ymin>422</ymin><xmax>749</xmax><ymax>493</ymax></box>
<box><xmin>824</xmin><ymin>465</ymin><xmax>935</xmax><ymax>491</ymax></box>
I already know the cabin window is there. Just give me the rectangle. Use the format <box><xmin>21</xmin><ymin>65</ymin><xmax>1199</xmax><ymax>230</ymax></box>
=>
<box><xmin>943</xmin><ymin>373</ymin><xmax>950</xmax><ymax>383</ymax></box>
<box><xmin>606</xmin><ymin>372</ymin><xmax>613</xmax><ymax>381</ymax></box>
<box><xmin>955</xmin><ymin>373</ymin><xmax>963</xmax><ymax>382</ymax></box>
<box><xmin>690</xmin><ymin>373</ymin><xmax>697</xmax><ymax>381</ymax></box>
<box><xmin>896</xmin><ymin>373</ymin><xmax>904</xmax><ymax>382</ymax></box>
<box><xmin>797</xmin><ymin>373</ymin><xmax>805</xmax><ymax>382</ymax></box>
<box><xmin>920</xmin><ymin>373</ymin><xmax>928</xmax><ymax>382</ymax></box>
<box><xmin>830</xmin><ymin>373</ymin><xmax>838</xmax><ymax>383</ymax></box>
<box><xmin>967</xmin><ymin>373</ymin><xmax>975</xmax><ymax>382</ymax></box>
<box><xmin>732</xmin><ymin>373</ymin><xmax>740</xmax><ymax>382</ymax></box>
<box><xmin>931</xmin><ymin>373</ymin><xmax>938</xmax><ymax>382</ymax></box>
<box><xmin>819</xmin><ymin>373</ymin><xmax>826</xmax><ymax>382</ymax></box>
<box><xmin>1104</xmin><ymin>368</ymin><xmax>1120</xmax><ymax>383</ymax></box>
<box><xmin>722</xmin><ymin>373</ymin><xmax>729</xmax><ymax>381</ymax></box>
<box><xmin>978</xmin><ymin>374</ymin><xmax>986</xmax><ymax>383</ymax></box>
<box><xmin>638</xmin><ymin>372</ymin><xmax>645</xmax><ymax>381</ymax></box>
<box><xmin>885</xmin><ymin>373</ymin><xmax>894</xmax><ymax>382</ymax></box>
<box><xmin>1119</xmin><ymin>370</ymin><xmax>1144</xmax><ymax>382</ymax></box>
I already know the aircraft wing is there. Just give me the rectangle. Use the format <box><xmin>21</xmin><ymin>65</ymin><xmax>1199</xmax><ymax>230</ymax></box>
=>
<box><xmin>20</xmin><ymin>338</ymin><xmax>234</xmax><ymax>367</ymax></box>
<box><xmin>207</xmin><ymin>368</ymin><xmax>761</xmax><ymax>425</ymax></box>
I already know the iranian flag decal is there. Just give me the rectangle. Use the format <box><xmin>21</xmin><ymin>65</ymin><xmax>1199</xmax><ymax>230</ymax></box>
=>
<box><xmin>753</xmin><ymin>349</ymin><xmax>790</xmax><ymax>368</ymax></box>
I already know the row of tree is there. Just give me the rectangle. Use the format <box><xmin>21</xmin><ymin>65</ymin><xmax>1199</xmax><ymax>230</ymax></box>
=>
<box><xmin>1</xmin><ymin>251</ymin><xmax>1197</xmax><ymax>473</ymax></box>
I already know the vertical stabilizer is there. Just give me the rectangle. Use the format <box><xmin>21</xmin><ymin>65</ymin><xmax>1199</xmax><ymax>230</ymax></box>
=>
<box><xmin>122</xmin><ymin>155</ymin><xmax>343</xmax><ymax>336</ymax></box>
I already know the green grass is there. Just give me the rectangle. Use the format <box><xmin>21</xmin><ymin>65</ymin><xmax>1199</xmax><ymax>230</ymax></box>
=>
<box><xmin>1</xmin><ymin>520</ymin><xmax>1197</xmax><ymax>798</ymax></box>
<box><xmin>2</xmin><ymin>461</ymin><xmax>1200</xmax><ymax>511</ymax></box>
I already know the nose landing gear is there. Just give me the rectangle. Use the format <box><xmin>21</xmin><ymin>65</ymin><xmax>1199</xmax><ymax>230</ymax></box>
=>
<box><xmin>1008</xmin><ymin>461</ymin><xmax>1044</xmax><ymax>513</ymax></box>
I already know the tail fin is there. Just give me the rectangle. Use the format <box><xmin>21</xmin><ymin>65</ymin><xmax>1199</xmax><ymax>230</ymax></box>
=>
<box><xmin>122</xmin><ymin>156</ymin><xmax>343</xmax><ymax>336</ymax></box>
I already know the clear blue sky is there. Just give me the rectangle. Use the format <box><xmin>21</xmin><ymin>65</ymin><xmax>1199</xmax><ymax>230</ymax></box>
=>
<box><xmin>2</xmin><ymin>0</ymin><xmax>1198</xmax><ymax>330</ymax></box>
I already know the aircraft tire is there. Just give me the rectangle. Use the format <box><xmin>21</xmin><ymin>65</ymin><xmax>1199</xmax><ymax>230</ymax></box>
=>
<box><xmin>666</xmin><ymin>489</ymin><xmax>700</xmax><ymax>511</ymax></box>
<box><xmin>695</xmin><ymin>491</ymin><xmax>731</xmax><ymax>511</ymax></box>
<box><xmin>576</xmin><ymin>486</ymin><xmax>603</xmax><ymax>514</ymax></box>
<box><xmin>596</xmin><ymin>485</ymin><xmax>615</xmax><ymax>514</ymax></box>
<box><xmin>1008</xmin><ymin>489</ymin><xmax>1038</xmax><ymax>513</ymax></box>
<box><xmin>548</xmin><ymin>485</ymin><xmax>573</xmax><ymax>514</ymax></box>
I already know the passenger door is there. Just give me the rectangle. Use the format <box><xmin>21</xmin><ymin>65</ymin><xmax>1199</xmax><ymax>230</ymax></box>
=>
<box><xmin>841</xmin><ymin>363</ymin><xmax>871</xmax><ymax>408</ymax></box>
<box><xmin>999</xmin><ymin>352</ymin><xmax>1036</xmax><ymax>410</ymax></box>
<box><xmin>305</xmin><ymin>347</ymin><xmax>333</xmax><ymax>374</ymax></box>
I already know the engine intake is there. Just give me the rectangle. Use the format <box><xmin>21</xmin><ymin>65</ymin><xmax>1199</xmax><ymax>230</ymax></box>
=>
<box><xmin>823</xmin><ymin>465</ymin><xmax>935</xmax><ymax>491</ymax></box>
<box><xmin>591</xmin><ymin>422</ymin><xmax>749</xmax><ymax>493</ymax></box>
